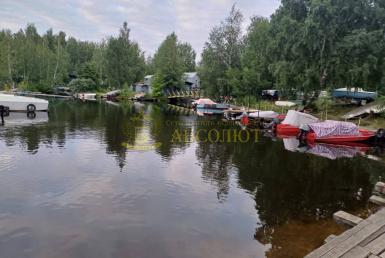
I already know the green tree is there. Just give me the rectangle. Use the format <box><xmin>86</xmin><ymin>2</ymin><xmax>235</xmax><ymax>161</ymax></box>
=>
<box><xmin>105</xmin><ymin>22</ymin><xmax>145</xmax><ymax>88</ymax></box>
<box><xmin>199</xmin><ymin>5</ymin><xmax>243</xmax><ymax>97</ymax></box>
<box><xmin>150</xmin><ymin>32</ymin><xmax>196</xmax><ymax>96</ymax></box>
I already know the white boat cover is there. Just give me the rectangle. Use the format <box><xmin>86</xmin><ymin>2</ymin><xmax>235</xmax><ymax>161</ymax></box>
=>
<box><xmin>275</xmin><ymin>101</ymin><xmax>297</xmax><ymax>107</ymax></box>
<box><xmin>283</xmin><ymin>138</ymin><xmax>300</xmax><ymax>152</ymax></box>
<box><xmin>309</xmin><ymin>120</ymin><xmax>359</xmax><ymax>138</ymax></box>
<box><xmin>193</xmin><ymin>98</ymin><xmax>216</xmax><ymax>105</ymax></box>
<box><xmin>281</xmin><ymin>110</ymin><xmax>319</xmax><ymax>127</ymax></box>
<box><xmin>248</xmin><ymin>110</ymin><xmax>278</xmax><ymax>119</ymax></box>
<box><xmin>306</xmin><ymin>144</ymin><xmax>361</xmax><ymax>160</ymax></box>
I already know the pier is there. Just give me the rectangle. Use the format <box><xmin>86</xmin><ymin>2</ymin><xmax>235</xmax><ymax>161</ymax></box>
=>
<box><xmin>306</xmin><ymin>184</ymin><xmax>385</xmax><ymax>258</ymax></box>
<box><xmin>14</xmin><ymin>92</ymin><xmax>72</xmax><ymax>99</ymax></box>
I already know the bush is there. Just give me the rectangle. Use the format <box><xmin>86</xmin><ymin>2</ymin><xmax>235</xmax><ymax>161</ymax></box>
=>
<box><xmin>68</xmin><ymin>78</ymin><xmax>97</xmax><ymax>92</ymax></box>
<box><xmin>120</xmin><ymin>83</ymin><xmax>135</xmax><ymax>98</ymax></box>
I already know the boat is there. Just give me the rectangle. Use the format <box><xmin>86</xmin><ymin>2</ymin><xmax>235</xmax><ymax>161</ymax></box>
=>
<box><xmin>261</xmin><ymin>90</ymin><xmax>279</xmax><ymax>101</ymax></box>
<box><xmin>105</xmin><ymin>90</ymin><xmax>121</xmax><ymax>101</ymax></box>
<box><xmin>305</xmin><ymin>120</ymin><xmax>375</xmax><ymax>144</ymax></box>
<box><xmin>0</xmin><ymin>93</ymin><xmax>49</xmax><ymax>112</ymax></box>
<box><xmin>248</xmin><ymin>110</ymin><xmax>279</xmax><ymax>119</ymax></box>
<box><xmin>193</xmin><ymin>98</ymin><xmax>229</xmax><ymax>115</ymax></box>
<box><xmin>276</xmin><ymin>110</ymin><xmax>319</xmax><ymax>136</ymax></box>
<box><xmin>275</xmin><ymin>101</ymin><xmax>297</xmax><ymax>107</ymax></box>
<box><xmin>76</xmin><ymin>93</ymin><xmax>96</xmax><ymax>101</ymax></box>
<box><xmin>332</xmin><ymin>87</ymin><xmax>377</xmax><ymax>101</ymax></box>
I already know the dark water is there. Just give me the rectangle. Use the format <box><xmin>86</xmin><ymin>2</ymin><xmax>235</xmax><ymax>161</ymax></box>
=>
<box><xmin>0</xmin><ymin>100</ymin><xmax>384</xmax><ymax>258</ymax></box>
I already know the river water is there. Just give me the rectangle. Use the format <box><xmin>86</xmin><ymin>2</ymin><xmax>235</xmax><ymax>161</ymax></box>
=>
<box><xmin>0</xmin><ymin>100</ymin><xmax>384</xmax><ymax>258</ymax></box>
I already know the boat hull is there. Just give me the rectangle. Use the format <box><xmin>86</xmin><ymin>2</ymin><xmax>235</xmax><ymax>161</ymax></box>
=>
<box><xmin>332</xmin><ymin>89</ymin><xmax>377</xmax><ymax>100</ymax></box>
<box><xmin>0</xmin><ymin>94</ymin><xmax>49</xmax><ymax>111</ymax></box>
<box><xmin>196</xmin><ymin>103</ymin><xmax>228</xmax><ymax>115</ymax></box>
<box><xmin>276</xmin><ymin>124</ymin><xmax>300</xmax><ymax>136</ymax></box>
<box><xmin>306</xmin><ymin>129</ymin><xmax>375</xmax><ymax>144</ymax></box>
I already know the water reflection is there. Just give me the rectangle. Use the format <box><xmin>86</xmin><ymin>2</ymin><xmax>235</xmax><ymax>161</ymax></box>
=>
<box><xmin>0</xmin><ymin>100</ymin><xmax>385</xmax><ymax>258</ymax></box>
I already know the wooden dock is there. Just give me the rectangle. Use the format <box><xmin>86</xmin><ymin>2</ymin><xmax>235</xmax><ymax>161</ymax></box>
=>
<box><xmin>306</xmin><ymin>193</ymin><xmax>385</xmax><ymax>258</ymax></box>
<box><xmin>14</xmin><ymin>92</ymin><xmax>72</xmax><ymax>99</ymax></box>
<box><xmin>342</xmin><ymin>101</ymin><xmax>385</xmax><ymax>120</ymax></box>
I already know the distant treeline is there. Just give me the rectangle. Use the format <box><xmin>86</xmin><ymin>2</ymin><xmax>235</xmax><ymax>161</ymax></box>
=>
<box><xmin>1</xmin><ymin>0</ymin><xmax>385</xmax><ymax>98</ymax></box>
<box><xmin>200</xmin><ymin>0</ymin><xmax>385</xmax><ymax>99</ymax></box>
<box><xmin>0</xmin><ymin>22</ymin><xmax>195</xmax><ymax>94</ymax></box>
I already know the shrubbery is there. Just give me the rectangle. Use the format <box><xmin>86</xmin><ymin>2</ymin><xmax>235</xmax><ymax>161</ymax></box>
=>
<box><xmin>68</xmin><ymin>78</ymin><xmax>97</xmax><ymax>93</ymax></box>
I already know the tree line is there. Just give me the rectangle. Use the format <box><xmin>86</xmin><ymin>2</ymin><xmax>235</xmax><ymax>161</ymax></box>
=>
<box><xmin>0</xmin><ymin>22</ymin><xmax>195</xmax><ymax>94</ymax></box>
<box><xmin>200</xmin><ymin>0</ymin><xmax>385</xmax><ymax>100</ymax></box>
<box><xmin>1</xmin><ymin>0</ymin><xmax>385</xmax><ymax>98</ymax></box>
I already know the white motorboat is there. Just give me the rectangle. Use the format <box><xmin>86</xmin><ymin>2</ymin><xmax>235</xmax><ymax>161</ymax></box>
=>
<box><xmin>0</xmin><ymin>93</ymin><xmax>49</xmax><ymax>112</ymax></box>
<box><xmin>76</xmin><ymin>93</ymin><xmax>97</xmax><ymax>101</ymax></box>
<box><xmin>248</xmin><ymin>110</ymin><xmax>279</xmax><ymax>119</ymax></box>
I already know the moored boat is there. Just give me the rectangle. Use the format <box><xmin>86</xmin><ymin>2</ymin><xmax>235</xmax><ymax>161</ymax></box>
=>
<box><xmin>332</xmin><ymin>87</ymin><xmax>377</xmax><ymax>101</ymax></box>
<box><xmin>305</xmin><ymin>120</ymin><xmax>375</xmax><ymax>144</ymax></box>
<box><xmin>76</xmin><ymin>93</ymin><xmax>97</xmax><ymax>101</ymax></box>
<box><xmin>193</xmin><ymin>98</ymin><xmax>229</xmax><ymax>115</ymax></box>
<box><xmin>248</xmin><ymin>110</ymin><xmax>279</xmax><ymax>119</ymax></box>
<box><xmin>0</xmin><ymin>93</ymin><xmax>49</xmax><ymax>112</ymax></box>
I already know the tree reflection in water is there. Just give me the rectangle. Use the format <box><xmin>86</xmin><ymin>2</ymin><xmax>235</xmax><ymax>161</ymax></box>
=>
<box><xmin>1</xmin><ymin>100</ymin><xmax>385</xmax><ymax>258</ymax></box>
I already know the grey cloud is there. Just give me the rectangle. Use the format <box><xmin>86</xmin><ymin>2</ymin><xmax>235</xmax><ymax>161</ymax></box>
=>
<box><xmin>1</xmin><ymin>0</ymin><xmax>280</xmax><ymax>56</ymax></box>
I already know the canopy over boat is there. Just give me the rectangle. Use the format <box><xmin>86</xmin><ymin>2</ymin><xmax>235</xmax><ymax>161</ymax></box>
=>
<box><xmin>309</xmin><ymin>120</ymin><xmax>359</xmax><ymax>138</ymax></box>
<box><xmin>193</xmin><ymin>98</ymin><xmax>216</xmax><ymax>105</ymax></box>
<box><xmin>281</xmin><ymin>110</ymin><xmax>319</xmax><ymax>127</ymax></box>
<box><xmin>248</xmin><ymin>110</ymin><xmax>279</xmax><ymax>119</ymax></box>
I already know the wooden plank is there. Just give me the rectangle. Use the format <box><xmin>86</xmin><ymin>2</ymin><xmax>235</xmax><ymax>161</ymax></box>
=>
<box><xmin>370</xmin><ymin>195</ymin><xmax>385</xmax><ymax>206</ymax></box>
<box><xmin>359</xmin><ymin>223</ymin><xmax>385</xmax><ymax>246</ymax></box>
<box><xmin>321</xmin><ymin>225</ymin><xmax>385</xmax><ymax>258</ymax></box>
<box><xmin>334</xmin><ymin>211</ymin><xmax>364</xmax><ymax>227</ymax></box>
<box><xmin>363</xmin><ymin>233</ymin><xmax>385</xmax><ymax>255</ymax></box>
<box><xmin>306</xmin><ymin>209</ymin><xmax>385</xmax><ymax>258</ymax></box>
<box><xmin>340</xmin><ymin>246</ymin><xmax>371</xmax><ymax>258</ymax></box>
<box><xmin>305</xmin><ymin>220</ymin><xmax>372</xmax><ymax>258</ymax></box>
<box><xmin>324</xmin><ymin>234</ymin><xmax>336</xmax><ymax>243</ymax></box>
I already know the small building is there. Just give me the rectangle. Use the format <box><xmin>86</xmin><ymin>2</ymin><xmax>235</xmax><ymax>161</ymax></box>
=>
<box><xmin>144</xmin><ymin>75</ymin><xmax>153</xmax><ymax>87</ymax></box>
<box><xmin>133</xmin><ymin>82</ymin><xmax>151</xmax><ymax>94</ymax></box>
<box><xmin>183</xmin><ymin>72</ymin><xmax>200</xmax><ymax>90</ymax></box>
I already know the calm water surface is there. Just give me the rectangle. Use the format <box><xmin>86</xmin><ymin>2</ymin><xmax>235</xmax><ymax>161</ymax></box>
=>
<box><xmin>0</xmin><ymin>100</ymin><xmax>384</xmax><ymax>258</ymax></box>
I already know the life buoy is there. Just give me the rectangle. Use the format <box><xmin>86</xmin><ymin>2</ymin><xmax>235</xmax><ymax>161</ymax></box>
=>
<box><xmin>27</xmin><ymin>104</ymin><xmax>36</xmax><ymax>112</ymax></box>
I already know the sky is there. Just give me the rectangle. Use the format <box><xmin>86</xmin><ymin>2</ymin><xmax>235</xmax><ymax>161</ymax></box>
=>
<box><xmin>0</xmin><ymin>0</ymin><xmax>281</xmax><ymax>57</ymax></box>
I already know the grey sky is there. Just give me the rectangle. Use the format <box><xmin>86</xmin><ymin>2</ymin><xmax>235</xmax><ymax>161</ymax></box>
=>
<box><xmin>0</xmin><ymin>0</ymin><xmax>281</xmax><ymax>57</ymax></box>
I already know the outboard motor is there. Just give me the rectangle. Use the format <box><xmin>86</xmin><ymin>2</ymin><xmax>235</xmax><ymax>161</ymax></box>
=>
<box><xmin>375</xmin><ymin>128</ymin><xmax>385</xmax><ymax>143</ymax></box>
<box><xmin>265</xmin><ymin>118</ymin><xmax>280</xmax><ymax>131</ymax></box>
<box><xmin>298</xmin><ymin>124</ymin><xmax>310</xmax><ymax>143</ymax></box>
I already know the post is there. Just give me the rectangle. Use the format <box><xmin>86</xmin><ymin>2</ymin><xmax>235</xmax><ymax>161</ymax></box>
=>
<box><xmin>0</xmin><ymin>105</ymin><xmax>4</xmax><ymax>125</ymax></box>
